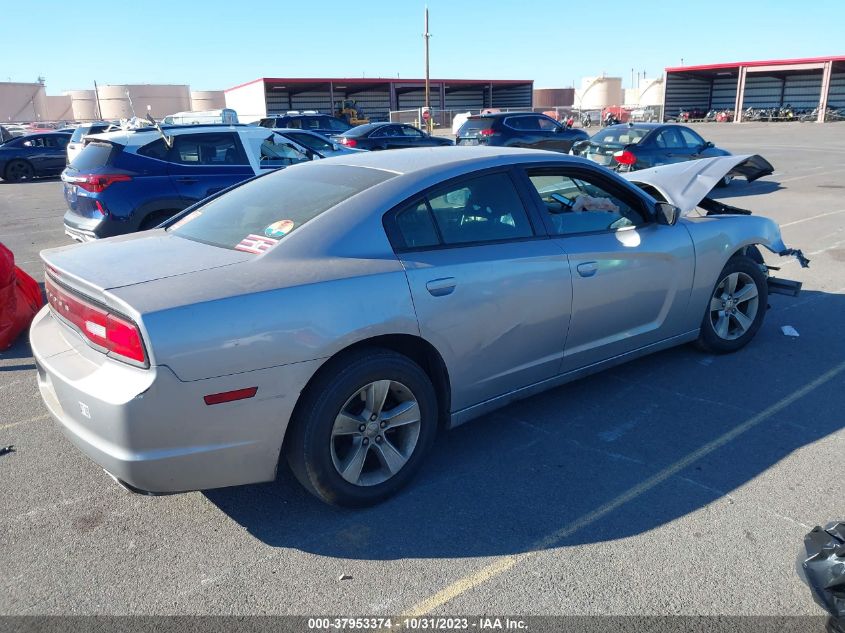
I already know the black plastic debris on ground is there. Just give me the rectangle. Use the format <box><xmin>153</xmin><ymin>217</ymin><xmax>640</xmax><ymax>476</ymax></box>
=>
<box><xmin>0</xmin><ymin>445</ymin><xmax>14</xmax><ymax>457</ymax></box>
<box><xmin>802</xmin><ymin>522</ymin><xmax>845</xmax><ymax>633</ymax></box>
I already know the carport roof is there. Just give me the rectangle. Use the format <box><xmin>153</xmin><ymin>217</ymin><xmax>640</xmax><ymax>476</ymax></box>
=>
<box><xmin>666</xmin><ymin>55</ymin><xmax>845</xmax><ymax>73</ymax></box>
<box><xmin>226</xmin><ymin>77</ymin><xmax>533</xmax><ymax>92</ymax></box>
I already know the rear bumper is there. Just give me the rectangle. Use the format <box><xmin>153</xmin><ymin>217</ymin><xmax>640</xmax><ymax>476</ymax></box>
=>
<box><xmin>30</xmin><ymin>306</ymin><xmax>321</xmax><ymax>493</ymax></box>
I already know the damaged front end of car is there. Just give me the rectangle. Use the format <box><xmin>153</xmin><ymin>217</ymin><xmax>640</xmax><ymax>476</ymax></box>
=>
<box><xmin>623</xmin><ymin>154</ymin><xmax>810</xmax><ymax>295</ymax></box>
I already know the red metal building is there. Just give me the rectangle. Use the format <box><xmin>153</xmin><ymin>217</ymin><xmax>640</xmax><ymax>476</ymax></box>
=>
<box><xmin>664</xmin><ymin>56</ymin><xmax>845</xmax><ymax>122</ymax></box>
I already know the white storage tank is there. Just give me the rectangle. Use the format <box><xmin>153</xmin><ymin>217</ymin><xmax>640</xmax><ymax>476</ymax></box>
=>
<box><xmin>639</xmin><ymin>76</ymin><xmax>665</xmax><ymax>106</ymax></box>
<box><xmin>66</xmin><ymin>90</ymin><xmax>100</xmax><ymax>121</ymax></box>
<box><xmin>575</xmin><ymin>76</ymin><xmax>623</xmax><ymax>110</ymax></box>
<box><xmin>191</xmin><ymin>90</ymin><xmax>226</xmax><ymax>111</ymax></box>
<box><xmin>97</xmin><ymin>84</ymin><xmax>191</xmax><ymax>120</ymax></box>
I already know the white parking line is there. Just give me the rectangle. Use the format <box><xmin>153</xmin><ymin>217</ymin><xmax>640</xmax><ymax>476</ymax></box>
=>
<box><xmin>400</xmin><ymin>359</ymin><xmax>845</xmax><ymax>617</ymax></box>
<box><xmin>781</xmin><ymin>209</ymin><xmax>845</xmax><ymax>228</ymax></box>
<box><xmin>779</xmin><ymin>168</ymin><xmax>845</xmax><ymax>183</ymax></box>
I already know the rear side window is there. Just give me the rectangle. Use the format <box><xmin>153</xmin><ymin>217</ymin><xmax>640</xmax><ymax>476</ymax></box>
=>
<box><xmin>69</xmin><ymin>142</ymin><xmax>115</xmax><ymax>170</ymax></box>
<box><xmin>392</xmin><ymin>172</ymin><xmax>534</xmax><ymax>249</ymax></box>
<box><xmin>170</xmin><ymin>165</ymin><xmax>396</xmax><ymax>251</ymax></box>
<box><xmin>137</xmin><ymin>138</ymin><xmax>169</xmax><ymax>160</ymax></box>
<box><xmin>170</xmin><ymin>133</ymin><xmax>248</xmax><ymax>166</ymax></box>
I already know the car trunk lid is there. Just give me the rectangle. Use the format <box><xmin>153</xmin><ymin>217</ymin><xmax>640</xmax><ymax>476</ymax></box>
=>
<box><xmin>40</xmin><ymin>230</ymin><xmax>252</xmax><ymax>297</ymax></box>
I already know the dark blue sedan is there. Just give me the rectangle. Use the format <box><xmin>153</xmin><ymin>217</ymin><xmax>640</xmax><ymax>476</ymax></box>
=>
<box><xmin>0</xmin><ymin>131</ymin><xmax>72</xmax><ymax>182</ymax></box>
<box><xmin>572</xmin><ymin>123</ymin><xmax>731</xmax><ymax>178</ymax></box>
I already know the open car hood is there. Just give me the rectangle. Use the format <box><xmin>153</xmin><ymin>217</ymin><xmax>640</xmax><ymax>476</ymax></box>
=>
<box><xmin>622</xmin><ymin>154</ymin><xmax>774</xmax><ymax>215</ymax></box>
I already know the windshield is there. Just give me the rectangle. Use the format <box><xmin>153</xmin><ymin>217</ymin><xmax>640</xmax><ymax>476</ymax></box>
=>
<box><xmin>169</xmin><ymin>164</ymin><xmax>396</xmax><ymax>251</ymax></box>
<box><xmin>590</xmin><ymin>126</ymin><xmax>651</xmax><ymax>145</ymax></box>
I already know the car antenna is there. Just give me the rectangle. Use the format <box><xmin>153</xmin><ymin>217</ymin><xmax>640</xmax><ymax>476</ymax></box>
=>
<box><xmin>146</xmin><ymin>105</ymin><xmax>173</xmax><ymax>149</ymax></box>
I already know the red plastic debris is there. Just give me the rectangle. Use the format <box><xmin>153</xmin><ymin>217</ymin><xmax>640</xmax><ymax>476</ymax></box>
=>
<box><xmin>0</xmin><ymin>243</ymin><xmax>44</xmax><ymax>350</ymax></box>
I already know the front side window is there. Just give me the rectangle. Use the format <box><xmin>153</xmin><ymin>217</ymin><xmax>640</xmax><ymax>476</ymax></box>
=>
<box><xmin>171</xmin><ymin>133</ymin><xmax>247</xmax><ymax>166</ymax></box>
<box><xmin>170</xmin><ymin>164</ymin><xmax>395</xmax><ymax>250</ymax></box>
<box><xmin>526</xmin><ymin>169</ymin><xmax>647</xmax><ymax>235</ymax></box>
<box><xmin>679</xmin><ymin>128</ymin><xmax>705</xmax><ymax>148</ymax></box>
<box><xmin>536</xmin><ymin>117</ymin><xmax>560</xmax><ymax>131</ymax></box>
<box><xmin>259</xmin><ymin>133</ymin><xmax>310</xmax><ymax>168</ymax></box>
<box><xmin>401</xmin><ymin>126</ymin><xmax>423</xmax><ymax>137</ymax></box>
<box><xmin>327</xmin><ymin>118</ymin><xmax>352</xmax><ymax>132</ymax></box>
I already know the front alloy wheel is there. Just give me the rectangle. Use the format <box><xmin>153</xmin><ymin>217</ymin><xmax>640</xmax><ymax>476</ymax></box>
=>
<box><xmin>709</xmin><ymin>271</ymin><xmax>759</xmax><ymax>340</ymax></box>
<box><xmin>696</xmin><ymin>255</ymin><xmax>768</xmax><ymax>353</ymax></box>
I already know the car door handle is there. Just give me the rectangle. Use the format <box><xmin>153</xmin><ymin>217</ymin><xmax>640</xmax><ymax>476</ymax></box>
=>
<box><xmin>426</xmin><ymin>277</ymin><xmax>456</xmax><ymax>297</ymax></box>
<box><xmin>176</xmin><ymin>177</ymin><xmax>199</xmax><ymax>184</ymax></box>
<box><xmin>576</xmin><ymin>262</ymin><xmax>598</xmax><ymax>277</ymax></box>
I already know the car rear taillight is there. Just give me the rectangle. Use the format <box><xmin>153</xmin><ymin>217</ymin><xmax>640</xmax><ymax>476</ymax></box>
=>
<box><xmin>44</xmin><ymin>275</ymin><xmax>147</xmax><ymax>366</ymax></box>
<box><xmin>479</xmin><ymin>129</ymin><xmax>495</xmax><ymax>137</ymax></box>
<box><xmin>613</xmin><ymin>150</ymin><xmax>637</xmax><ymax>166</ymax></box>
<box><xmin>340</xmin><ymin>138</ymin><xmax>357</xmax><ymax>147</ymax></box>
<box><xmin>74</xmin><ymin>174</ymin><xmax>132</xmax><ymax>193</ymax></box>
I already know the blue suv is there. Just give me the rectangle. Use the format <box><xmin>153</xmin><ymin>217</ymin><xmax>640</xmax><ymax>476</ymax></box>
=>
<box><xmin>61</xmin><ymin>125</ymin><xmax>316</xmax><ymax>241</ymax></box>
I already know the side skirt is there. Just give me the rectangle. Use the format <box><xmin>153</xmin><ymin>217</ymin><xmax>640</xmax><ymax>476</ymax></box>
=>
<box><xmin>448</xmin><ymin>330</ymin><xmax>700</xmax><ymax>429</ymax></box>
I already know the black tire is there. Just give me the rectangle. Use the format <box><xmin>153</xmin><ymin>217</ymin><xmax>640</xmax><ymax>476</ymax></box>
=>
<box><xmin>4</xmin><ymin>159</ymin><xmax>35</xmax><ymax>182</ymax></box>
<box><xmin>285</xmin><ymin>348</ymin><xmax>438</xmax><ymax>507</ymax></box>
<box><xmin>696</xmin><ymin>255</ymin><xmax>768</xmax><ymax>354</ymax></box>
<box><xmin>139</xmin><ymin>209</ymin><xmax>178</xmax><ymax>231</ymax></box>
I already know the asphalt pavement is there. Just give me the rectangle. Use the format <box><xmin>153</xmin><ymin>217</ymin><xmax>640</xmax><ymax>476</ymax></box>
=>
<box><xmin>1</xmin><ymin>122</ymin><xmax>843</xmax><ymax>617</ymax></box>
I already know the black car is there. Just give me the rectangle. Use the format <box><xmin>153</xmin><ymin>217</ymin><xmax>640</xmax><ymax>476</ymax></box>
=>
<box><xmin>571</xmin><ymin>123</ymin><xmax>731</xmax><ymax>176</ymax></box>
<box><xmin>0</xmin><ymin>131</ymin><xmax>72</xmax><ymax>182</ymax></box>
<box><xmin>337</xmin><ymin>123</ymin><xmax>454</xmax><ymax>150</ymax></box>
<box><xmin>258</xmin><ymin>113</ymin><xmax>351</xmax><ymax>138</ymax></box>
<box><xmin>455</xmin><ymin>112</ymin><xmax>588</xmax><ymax>152</ymax></box>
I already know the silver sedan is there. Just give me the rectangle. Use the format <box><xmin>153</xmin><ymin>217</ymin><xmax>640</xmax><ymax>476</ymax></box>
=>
<box><xmin>30</xmin><ymin>147</ymin><xmax>806</xmax><ymax>506</ymax></box>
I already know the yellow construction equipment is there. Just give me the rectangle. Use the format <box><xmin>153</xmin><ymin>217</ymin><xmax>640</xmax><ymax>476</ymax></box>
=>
<box><xmin>335</xmin><ymin>100</ymin><xmax>369</xmax><ymax>126</ymax></box>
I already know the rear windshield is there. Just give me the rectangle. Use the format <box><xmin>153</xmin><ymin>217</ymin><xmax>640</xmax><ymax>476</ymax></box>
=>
<box><xmin>457</xmin><ymin>118</ymin><xmax>495</xmax><ymax>135</ymax></box>
<box><xmin>69</xmin><ymin>142</ymin><xmax>116</xmax><ymax>171</ymax></box>
<box><xmin>590</xmin><ymin>126</ymin><xmax>651</xmax><ymax>145</ymax></box>
<box><xmin>169</xmin><ymin>164</ymin><xmax>396</xmax><ymax>251</ymax></box>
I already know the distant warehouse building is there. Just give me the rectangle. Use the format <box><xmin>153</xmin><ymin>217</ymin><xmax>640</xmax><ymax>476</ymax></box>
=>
<box><xmin>225</xmin><ymin>77</ymin><xmax>535</xmax><ymax>122</ymax></box>
<box><xmin>664</xmin><ymin>55</ymin><xmax>845</xmax><ymax>122</ymax></box>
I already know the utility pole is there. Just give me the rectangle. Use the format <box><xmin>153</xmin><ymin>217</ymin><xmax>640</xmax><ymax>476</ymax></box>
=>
<box><xmin>423</xmin><ymin>6</ymin><xmax>431</xmax><ymax>132</ymax></box>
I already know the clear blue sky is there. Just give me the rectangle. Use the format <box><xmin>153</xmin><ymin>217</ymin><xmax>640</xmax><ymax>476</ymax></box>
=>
<box><xmin>2</xmin><ymin>0</ymin><xmax>843</xmax><ymax>92</ymax></box>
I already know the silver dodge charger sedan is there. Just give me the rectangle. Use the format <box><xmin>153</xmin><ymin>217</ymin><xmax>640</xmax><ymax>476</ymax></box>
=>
<box><xmin>31</xmin><ymin>146</ymin><xmax>807</xmax><ymax>506</ymax></box>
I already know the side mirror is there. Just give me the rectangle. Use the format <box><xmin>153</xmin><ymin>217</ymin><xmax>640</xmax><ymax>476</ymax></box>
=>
<box><xmin>656</xmin><ymin>202</ymin><xmax>680</xmax><ymax>226</ymax></box>
<box><xmin>702</xmin><ymin>141</ymin><xmax>714</xmax><ymax>150</ymax></box>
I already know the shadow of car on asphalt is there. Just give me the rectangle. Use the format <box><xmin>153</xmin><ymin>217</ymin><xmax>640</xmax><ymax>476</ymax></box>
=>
<box><xmin>204</xmin><ymin>288</ymin><xmax>844</xmax><ymax>561</ymax></box>
<box><xmin>710</xmin><ymin>179</ymin><xmax>783</xmax><ymax>199</ymax></box>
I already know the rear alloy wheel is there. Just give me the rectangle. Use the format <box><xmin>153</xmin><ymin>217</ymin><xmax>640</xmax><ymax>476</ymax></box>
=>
<box><xmin>696</xmin><ymin>255</ymin><xmax>768</xmax><ymax>353</ymax></box>
<box><xmin>4</xmin><ymin>160</ymin><xmax>35</xmax><ymax>182</ymax></box>
<box><xmin>286</xmin><ymin>349</ymin><xmax>438</xmax><ymax>507</ymax></box>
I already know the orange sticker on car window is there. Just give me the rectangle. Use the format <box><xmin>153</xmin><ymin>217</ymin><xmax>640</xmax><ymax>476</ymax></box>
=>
<box><xmin>265</xmin><ymin>219</ymin><xmax>295</xmax><ymax>238</ymax></box>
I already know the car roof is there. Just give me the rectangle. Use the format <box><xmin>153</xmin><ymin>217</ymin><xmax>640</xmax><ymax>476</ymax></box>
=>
<box><xmin>87</xmin><ymin>125</ymin><xmax>283</xmax><ymax>148</ymax></box>
<box><xmin>469</xmin><ymin>112</ymin><xmax>542</xmax><ymax>119</ymax></box>
<box><xmin>316</xmin><ymin>145</ymin><xmax>582</xmax><ymax>176</ymax></box>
